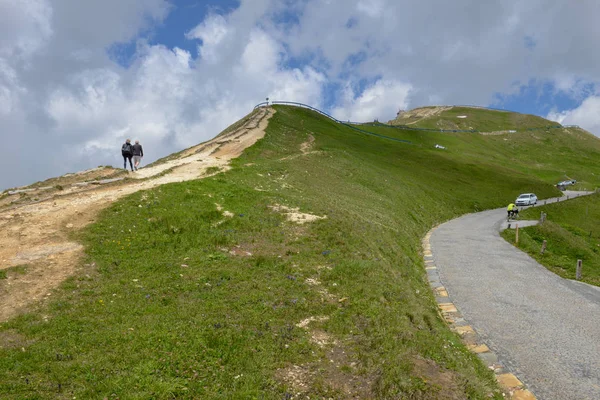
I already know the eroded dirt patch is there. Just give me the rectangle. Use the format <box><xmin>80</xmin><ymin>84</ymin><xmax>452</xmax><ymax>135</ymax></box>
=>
<box><xmin>300</xmin><ymin>134</ymin><xmax>315</xmax><ymax>154</ymax></box>
<box><xmin>391</xmin><ymin>106</ymin><xmax>453</xmax><ymax>125</ymax></box>
<box><xmin>278</xmin><ymin>364</ymin><xmax>315</xmax><ymax>397</ymax></box>
<box><xmin>0</xmin><ymin>329</ymin><xmax>31</xmax><ymax>349</ymax></box>
<box><xmin>412</xmin><ymin>357</ymin><xmax>465</xmax><ymax>400</ymax></box>
<box><xmin>270</xmin><ymin>204</ymin><xmax>326</xmax><ymax>225</ymax></box>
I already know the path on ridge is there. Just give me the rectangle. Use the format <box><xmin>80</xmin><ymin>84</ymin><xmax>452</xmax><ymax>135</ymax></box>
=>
<box><xmin>430</xmin><ymin>191</ymin><xmax>600</xmax><ymax>400</ymax></box>
<box><xmin>0</xmin><ymin>107</ymin><xmax>274</xmax><ymax>322</ymax></box>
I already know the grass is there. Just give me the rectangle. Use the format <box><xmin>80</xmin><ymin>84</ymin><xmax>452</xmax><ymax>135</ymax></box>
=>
<box><xmin>0</xmin><ymin>265</ymin><xmax>29</xmax><ymax>280</ymax></box>
<box><xmin>349</xmin><ymin>121</ymin><xmax>600</xmax><ymax>190</ymax></box>
<box><xmin>0</xmin><ymin>105</ymin><xmax>598</xmax><ymax>399</ymax></box>
<box><xmin>501</xmin><ymin>193</ymin><xmax>600</xmax><ymax>286</ymax></box>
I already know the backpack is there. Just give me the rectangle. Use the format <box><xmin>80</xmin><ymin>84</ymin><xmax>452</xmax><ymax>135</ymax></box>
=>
<box><xmin>122</xmin><ymin>143</ymin><xmax>132</xmax><ymax>154</ymax></box>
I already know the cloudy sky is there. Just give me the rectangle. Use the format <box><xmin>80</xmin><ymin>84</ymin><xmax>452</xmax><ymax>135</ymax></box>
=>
<box><xmin>1</xmin><ymin>0</ymin><xmax>600</xmax><ymax>190</ymax></box>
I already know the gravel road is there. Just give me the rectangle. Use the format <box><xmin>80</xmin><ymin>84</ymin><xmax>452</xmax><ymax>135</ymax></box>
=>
<box><xmin>430</xmin><ymin>191</ymin><xmax>600</xmax><ymax>400</ymax></box>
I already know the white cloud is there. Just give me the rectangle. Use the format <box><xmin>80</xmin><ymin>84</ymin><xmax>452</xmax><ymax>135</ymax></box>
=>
<box><xmin>332</xmin><ymin>79</ymin><xmax>412</xmax><ymax>121</ymax></box>
<box><xmin>547</xmin><ymin>96</ymin><xmax>600</xmax><ymax>134</ymax></box>
<box><xmin>239</xmin><ymin>30</ymin><xmax>281</xmax><ymax>76</ymax></box>
<box><xmin>186</xmin><ymin>14</ymin><xmax>231</xmax><ymax>64</ymax></box>
<box><xmin>356</xmin><ymin>0</ymin><xmax>385</xmax><ymax>18</ymax></box>
<box><xmin>0</xmin><ymin>0</ymin><xmax>53</xmax><ymax>59</ymax></box>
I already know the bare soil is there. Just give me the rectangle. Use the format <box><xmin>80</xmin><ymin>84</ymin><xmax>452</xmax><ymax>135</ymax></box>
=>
<box><xmin>391</xmin><ymin>106</ymin><xmax>453</xmax><ymax>125</ymax></box>
<box><xmin>0</xmin><ymin>107</ymin><xmax>274</xmax><ymax>322</ymax></box>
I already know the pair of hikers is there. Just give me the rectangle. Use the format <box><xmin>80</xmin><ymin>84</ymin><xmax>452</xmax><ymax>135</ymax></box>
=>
<box><xmin>121</xmin><ymin>139</ymin><xmax>144</xmax><ymax>171</ymax></box>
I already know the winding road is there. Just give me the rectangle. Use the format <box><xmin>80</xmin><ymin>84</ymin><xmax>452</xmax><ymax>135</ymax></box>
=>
<box><xmin>430</xmin><ymin>191</ymin><xmax>600</xmax><ymax>400</ymax></box>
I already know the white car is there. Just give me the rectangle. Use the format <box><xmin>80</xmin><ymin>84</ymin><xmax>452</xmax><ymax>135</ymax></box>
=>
<box><xmin>515</xmin><ymin>193</ymin><xmax>537</xmax><ymax>206</ymax></box>
<box><xmin>557</xmin><ymin>180</ymin><xmax>576</xmax><ymax>189</ymax></box>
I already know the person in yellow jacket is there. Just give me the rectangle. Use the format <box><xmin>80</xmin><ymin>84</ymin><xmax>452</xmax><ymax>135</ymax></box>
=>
<box><xmin>507</xmin><ymin>203</ymin><xmax>518</xmax><ymax>219</ymax></box>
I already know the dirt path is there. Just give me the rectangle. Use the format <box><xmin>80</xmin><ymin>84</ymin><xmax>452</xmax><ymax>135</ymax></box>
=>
<box><xmin>0</xmin><ymin>107</ymin><xmax>274</xmax><ymax>322</ymax></box>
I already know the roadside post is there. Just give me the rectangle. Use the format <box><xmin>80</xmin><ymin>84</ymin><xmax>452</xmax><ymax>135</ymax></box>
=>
<box><xmin>515</xmin><ymin>224</ymin><xmax>519</xmax><ymax>245</ymax></box>
<box><xmin>576</xmin><ymin>260</ymin><xmax>583</xmax><ymax>280</ymax></box>
<box><xmin>541</xmin><ymin>240</ymin><xmax>547</xmax><ymax>255</ymax></box>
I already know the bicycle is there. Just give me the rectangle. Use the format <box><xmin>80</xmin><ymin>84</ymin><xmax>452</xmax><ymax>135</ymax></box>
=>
<box><xmin>507</xmin><ymin>209</ymin><xmax>520</xmax><ymax>221</ymax></box>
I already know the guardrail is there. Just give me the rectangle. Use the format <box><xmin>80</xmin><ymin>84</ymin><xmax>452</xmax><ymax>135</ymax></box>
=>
<box><xmin>254</xmin><ymin>100</ymin><xmax>570</xmax><ymax>140</ymax></box>
<box><xmin>256</xmin><ymin>101</ymin><xmax>413</xmax><ymax>144</ymax></box>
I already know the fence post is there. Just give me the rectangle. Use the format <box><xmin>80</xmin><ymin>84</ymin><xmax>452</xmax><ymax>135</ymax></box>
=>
<box><xmin>541</xmin><ymin>240</ymin><xmax>547</xmax><ymax>255</ymax></box>
<box><xmin>576</xmin><ymin>260</ymin><xmax>583</xmax><ymax>280</ymax></box>
<box><xmin>515</xmin><ymin>224</ymin><xmax>519</xmax><ymax>245</ymax></box>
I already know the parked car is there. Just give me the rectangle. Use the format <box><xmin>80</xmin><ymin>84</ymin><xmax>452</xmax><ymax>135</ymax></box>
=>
<box><xmin>557</xmin><ymin>180</ymin><xmax>576</xmax><ymax>189</ymax></box>
<box><xmin>515</xmin><ymin>193</ymin><xmax>537</xmax><ymax>206</ymax></box>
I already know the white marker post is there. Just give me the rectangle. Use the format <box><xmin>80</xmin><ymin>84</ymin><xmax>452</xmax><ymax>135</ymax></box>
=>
<box><xmin>576</xmin><ymin>260</ymin><xmax>583</xmax><ymax>280</ymax></box>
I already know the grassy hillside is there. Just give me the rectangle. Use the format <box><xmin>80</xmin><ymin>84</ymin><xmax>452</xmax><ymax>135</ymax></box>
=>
<box><xmin>351</xmin><ymin>122</ymin><xmax>600</xmax><ymax>191</ymax></box>
<box><xmin>502</xmin><ymin>193</ymin><xmax>600</xmax><ymax>286</ymax></box>
<box><xmin>390</xmin><ymin>106</ymin><xmax>558</xmax><ymax>132</ymax></box>
<box><xmin>1</xmin><ymin>105</ymin><xmax>599</xmax><ymax>399</ymax></box>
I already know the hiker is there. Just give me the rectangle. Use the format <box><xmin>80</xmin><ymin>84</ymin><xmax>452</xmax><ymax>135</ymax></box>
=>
<box><xmin>121</xmin><ymin>139</ymin><xmax>134</xmax><ymax>171</ymax></box>
<box><xmin>132</xmin><ymin>140</ymin><xmax>144</xmax><ymax>171</ymax></box>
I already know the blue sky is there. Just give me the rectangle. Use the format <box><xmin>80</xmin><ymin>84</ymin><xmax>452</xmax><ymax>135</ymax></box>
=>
<box><xmin>1</xmin><ymin>0</ymin><xmax>600</xmax><ymax>190</ymax></box>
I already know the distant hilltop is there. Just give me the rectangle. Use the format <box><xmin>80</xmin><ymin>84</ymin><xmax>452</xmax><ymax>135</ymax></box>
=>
<box><xmin>390</xmin><ymin>105</ymin><xmax>560</xmax><ymax>133</ymax></box>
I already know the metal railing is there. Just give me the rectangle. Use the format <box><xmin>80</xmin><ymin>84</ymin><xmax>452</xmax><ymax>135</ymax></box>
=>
<box><xmin>254</xmin><ymin>100</ymin><xmax>570</xmax><ymax>140</ymax></box>
<box><xmin>257</xmin><ymin>101</ymin><xmax>413</xmax><ymax>144</ymax></box>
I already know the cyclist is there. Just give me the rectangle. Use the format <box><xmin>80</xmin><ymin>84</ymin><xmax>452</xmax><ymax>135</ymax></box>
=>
<box><xmin>507</xmin><ymin>203</ymin><xmax>517</xmax><ymax>220</ymax></box>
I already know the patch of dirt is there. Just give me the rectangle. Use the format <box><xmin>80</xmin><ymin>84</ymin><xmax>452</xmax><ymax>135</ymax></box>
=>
<box><xmin>310</xmin><ymin>329</ymin><xmax>335</xmax><ymax>347</ymax></box>
<box><xmin>279</xmin><ymin>133</ymin><xmax>324</xmax><ymax>161</ymax></box>
<box><xmin>300</xmin><ymin>134</ymin><xmax>315</xmax><ymax>154</ymax></box>
<box><xmin>0</xmin><ymin>107</ymin><xmax>275</xmax><ymax>322</ymax></box>
<box><xmin>296</xmin><ymin>316</ymin><xmax>330</xmax><ymax>329</ymax></box>
<box><xmin>270</xmin><ymin>204</ymin><xmax>326</xmax><ymax>225</ymax></box>
<box><xmin>279</xmin><ymin>329</ymin><xmax>372</xmax><ymax>399</ymax></box>
<box><xmin>390</xmin><ymin>106</ymin><xmax>453</xmax><ymax>125</ymax></box>
<box><xmin>228</xmin><ymin>245</ymin><xmax>253</xmax><ymax>257</ymax></box>
<box><xmin>412</xmin><ymin>357</ymin><xmax>465</xmax><ymax>400</ymax></box>
<box><xmin>305</xmin><ymin>277</ymin><xmax>321</xmax><ymax>286</ymax></box>
<box><xmin>277</xmin><ymin>364</ymin><xmax>314</xmax><ymax>397</ymax></box>
<box><xmin>479</xmin><ymin>130</ymin><xmax>516</xmax><ymax>136</ymax></box>
<box><xmin>322</xmin><ymin>344</ymin><xmax>373</xmax><ymax>399</ymax></box>
<box><xmin>214</xmin><ymin>203</ymin><xmax>235</xmax><ymax>221</ymax></box>
<box><xmin>0</xmin><ymin>329</ymin><xmax>31</xmax><ymax>349</ymax></box>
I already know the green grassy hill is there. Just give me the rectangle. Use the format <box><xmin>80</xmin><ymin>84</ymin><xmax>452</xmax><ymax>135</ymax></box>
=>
<box><xmin>1</xmin><ymin>105</ymin><xmax>600</xmax><ymax>399</ymax></box>
<box><xmin>354</xmin><ymin>120</ymin><xmax>600</xmax><ymax>191</ymax></box>
<box><xmin>390</xmin><ymin>106</ymin><xmax>558</xmax><ymax>132</ymax></box>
